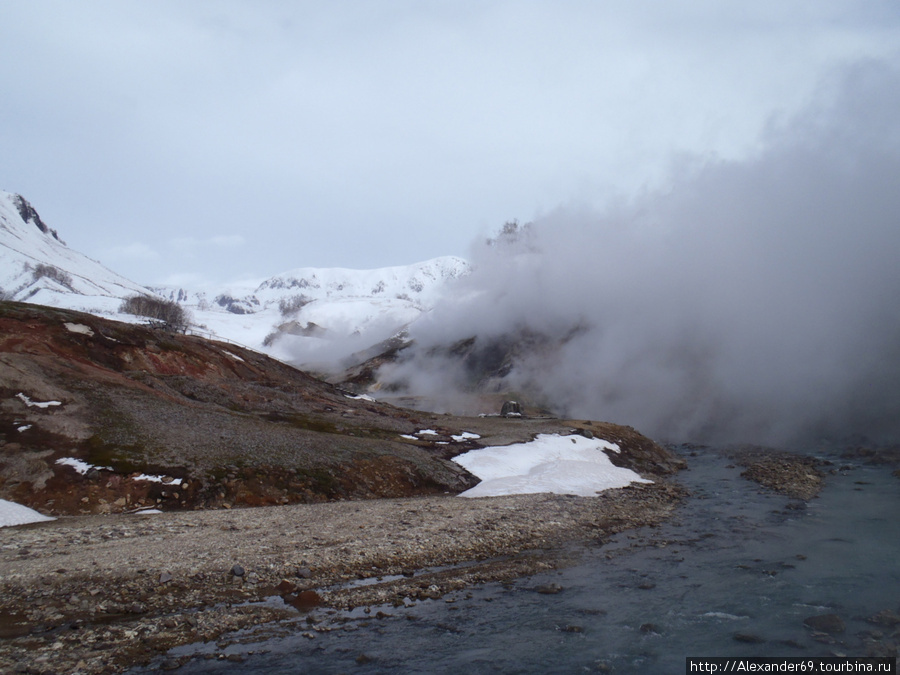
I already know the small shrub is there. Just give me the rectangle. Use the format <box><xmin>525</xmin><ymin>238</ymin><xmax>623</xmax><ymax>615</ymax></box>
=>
<box><xmin>120</xmin><ymin>295</ymin><xmax>191</xmax><ymax>331</ymax></box>
<box><xmin>31</xmin><ymin>263</ymin><xmax>73</xmax><ymax>289</ymax></box>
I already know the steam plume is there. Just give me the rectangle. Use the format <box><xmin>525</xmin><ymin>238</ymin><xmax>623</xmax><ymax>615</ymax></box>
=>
<box><xmin>382</xmin><ymin>60</ymin><xmax>900</xmax><ymax>445</ymax></box>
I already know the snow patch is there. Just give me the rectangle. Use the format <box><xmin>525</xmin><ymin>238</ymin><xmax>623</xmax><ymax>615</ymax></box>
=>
<box><xmin>64</xmin><ymin>322</ymin><xmax>94</xmax><ymax>336</ymax></box>
<box><xmin>453</xmin><ymin>433</ymin><xmax>651</xmax><ymax>498</ymax></box>
<box><xmin>451</xmin><ymin>432</ymin><xmax>481</xmax><ymax>442</ymax></box>
<box><xmin>399</xmin><ymin>434</ymin><xmax>418</xmax><ymax>440</ymax></box>
<box><xmin>417</xmin><ymin>429</ymin><xmax>439</xmax><ymax>436</ymax></box>
<box><xmin>17</xmin><ymin>424</ymin><xmax>32</xmax><ymax>432</ymax></box>
<box><xmin>16</xmin><ymin>393</ymin><xmax>61</xmax><ymax>408</ymax></box>
<box><xmin>345</xmin><ymin>393</ymin><xmax>375</xmax><ymax>402</ymax></box>
<box><xmin>133</xmin><ymin>474</ymin><xmax>182</xmax><ymax>485</ymax></box>
<box><xmin>56</xmin><ymin>457</ymin><xmax>112</xmax><ymax>474</ymax></box>
<box><xmin>0</xmin><ymin>499</ymin><xmax>55</xmax><ymax>528</ymax></box>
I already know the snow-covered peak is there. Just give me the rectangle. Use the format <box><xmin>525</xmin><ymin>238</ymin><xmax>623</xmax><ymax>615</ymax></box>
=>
<box><xmin>0</xmin><ymin>190</ymin><xmax>155</xmax><ymax>315</ymax></box>
<box><xmin>255</xmin><ymin>256</ymin><xmax>470</xmax><ymax>306</ymax></box>
<box><xmin>6</xmin><ymin>193</ymin><xmax>64</xmax><ymax>243</ymax></box>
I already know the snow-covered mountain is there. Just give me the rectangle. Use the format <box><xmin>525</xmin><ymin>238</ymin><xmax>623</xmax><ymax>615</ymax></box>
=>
<box><xmin>151</xmin><ymin>256</ymin><xmax>470</xmax><ymax>370</ymax></box>
<box><xmin>0</xmin><ymin>190</ymin><xmax>469</xmax><ymax>370</ymax></box>
<box><xmin>0</xmin><ymin>192</ymin><xmax>156</xmax><ymax>316</ymax></box>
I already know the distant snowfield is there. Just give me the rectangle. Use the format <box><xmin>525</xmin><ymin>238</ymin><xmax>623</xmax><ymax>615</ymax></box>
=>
<box><xmin>0</xmin><ymin>499</ymin><xmax>55</xmax><ymax>528</ymax></box>
<box><xmin>453</xmin><ymin>434</ymin><xmax>651</xmax><ymax>498</ymax></box>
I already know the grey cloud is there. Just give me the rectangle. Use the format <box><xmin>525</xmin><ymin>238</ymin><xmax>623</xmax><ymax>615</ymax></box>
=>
<box><xmin>4</xmin><ymin>3</ymin><xmax>899</xmax><ymax>285</ymax></box>
<box><xmin>384</xmin><ymin>61</ymin><xmax>900</xmax><ymax>446</ymax></box>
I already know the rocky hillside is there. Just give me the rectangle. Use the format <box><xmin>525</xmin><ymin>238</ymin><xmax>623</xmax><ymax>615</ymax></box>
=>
<box><xmin>0</xmin><ymin>301</ymin><xmax>682</xmax><ymax>518</ymax></box>
<box><xmin>0</xmin><ymin>301</ymin><xmax>474</xmax><ymax>515</ymax></box>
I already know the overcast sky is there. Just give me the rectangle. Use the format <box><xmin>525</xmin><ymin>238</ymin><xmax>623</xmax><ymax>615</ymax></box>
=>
<box><xmin>2</xmin><ymin>1</ymin><xmax>898</xmax><ymax>286</ymax></box>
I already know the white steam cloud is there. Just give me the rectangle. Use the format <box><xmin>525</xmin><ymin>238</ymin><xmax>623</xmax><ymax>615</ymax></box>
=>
<box><xmin>382</xmin><ymin>60</ymin><xmax>900</xmax><ymax>446</ymax></box>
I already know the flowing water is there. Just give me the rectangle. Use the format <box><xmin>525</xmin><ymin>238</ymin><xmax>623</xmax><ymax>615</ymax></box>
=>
<box><xmin>138</xmin><ymin>446</ymin><xmax>900</xmax><ymax>673</ymax></box>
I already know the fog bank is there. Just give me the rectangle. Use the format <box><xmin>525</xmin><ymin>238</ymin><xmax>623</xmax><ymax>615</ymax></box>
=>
<box><xmin>383</xmin><ymin>61</ymin><xmax>900</xmax><ymax>445</ymax></box>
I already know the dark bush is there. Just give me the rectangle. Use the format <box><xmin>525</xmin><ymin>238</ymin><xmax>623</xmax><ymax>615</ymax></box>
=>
<box><xmin>120</xmin><ymin>295</ymin><xmax>191</xmax><ymax>331</ymax></box>
<box><xmin>31</xmin><ymin>263</ymin><xmax>73</xmax><ymax>289</ymax></box>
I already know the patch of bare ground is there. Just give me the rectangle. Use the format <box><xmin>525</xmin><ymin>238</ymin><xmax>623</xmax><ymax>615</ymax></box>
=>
<box><xmin>0</xmin><ymin>482</ymin><xmax>685</xmax><ymax>674</ymax></box>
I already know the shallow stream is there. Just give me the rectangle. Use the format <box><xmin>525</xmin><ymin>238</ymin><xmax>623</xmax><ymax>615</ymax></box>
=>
<box><xmin>139</xmin><ymin>446</ymin><xmax>900</xmax><ymax>673</ymax></box>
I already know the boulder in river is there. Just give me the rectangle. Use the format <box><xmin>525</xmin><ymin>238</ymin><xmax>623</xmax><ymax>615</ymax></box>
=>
<box><xmin>803</xmin><ymin>613</ymin><xmax>845</xmax><ymax>634</ymax></box>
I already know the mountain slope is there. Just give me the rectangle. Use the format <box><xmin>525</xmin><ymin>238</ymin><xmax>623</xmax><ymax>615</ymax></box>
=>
<box><xmin>152</xmin><ymin>256</ymin><xmax>470</xmax><ymax>368</ymax></box>
<box><xmin>0</xmin><ymin>301</ymin><xmax>683</xmax><ymax>517</ymax></box>
<box><xmin>0</xmin><ymin>301</ymin><xmax>481</xmax><ymax>515</ymax></box>
<box><xmin>0</xmin><ymin>192</ymin><xmax>155</xmax><ymax>315</ymax></box>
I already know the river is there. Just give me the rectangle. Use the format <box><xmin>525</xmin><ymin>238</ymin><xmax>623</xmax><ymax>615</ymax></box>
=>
<box><xmin>136</xmin><ymin>445</ymin><xmax>900</xmax><ymax>673</ymax></box>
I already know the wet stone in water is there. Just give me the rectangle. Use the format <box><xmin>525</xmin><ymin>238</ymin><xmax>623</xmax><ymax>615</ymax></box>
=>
<box><xmin>803</xmin><ymin>613</ymin><xmax>845</xmax><ymax>635</ymax></box>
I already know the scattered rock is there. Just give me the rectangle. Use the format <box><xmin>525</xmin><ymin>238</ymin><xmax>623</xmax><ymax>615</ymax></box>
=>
<box><xmin>738</xmin><ymin>452</ymin><xmax>824</xmax><ymax>500</ymax></box>
<box><xmin>500</xmin><ymin>400</ymin><xmax>522</xmax><ymax>417</ymax></box>
<box><xmin>733</xmin><ymin>633</ymin><xmax>766</xmax><ymax>644</ymax></box>
<box><xmin>803</xmin><ymin>614</ymin><xmax>845</xmax><ymax>634</ymax></box>
<box><xmin>230</xmin><ymin>564</ymin><xmax>245</xmax><ymax>578</ymax></box>
<box><xmin>276</xmin><ymin>579</ymin><xmax>296</xmax><ymax>594</ymax></box>
<box><xmin>535</xmin><ymin>583</ymin><xmax>564</xmax><ymax>595</ymax></box>
<box><xmin>287</xmin><ymin>590</ymin><xmax>322</xmax><ymax>610</ymax></box>
<box><xmin>778</xmin><ymin>639</ymin><xmax>806</xmax><ymax>650</ymax></box>
<box><xmin>867</xmin><ymin>610</ymin><xmax>900</xmax><ymax>627</ymax></box>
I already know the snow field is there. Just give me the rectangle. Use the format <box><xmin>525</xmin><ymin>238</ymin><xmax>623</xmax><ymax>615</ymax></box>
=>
<box><xmin>453</xmin><ymin>433</ymin><xmax>651</xmax><ymax>498</ymax></box>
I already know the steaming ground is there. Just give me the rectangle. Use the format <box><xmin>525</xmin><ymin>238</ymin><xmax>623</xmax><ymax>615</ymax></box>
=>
<box><xmin>378</xmin><ymin>61</ymin><xmax>900</xmax><ymax>446</ymax></box>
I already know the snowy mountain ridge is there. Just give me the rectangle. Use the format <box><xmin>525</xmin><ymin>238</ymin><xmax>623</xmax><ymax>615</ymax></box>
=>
<box><xmin>151</xmin><ymin>255</ymin><xmax>469</xmax><ymax>316</ymax></box>
<box><xmin>148</xmin><ymin>256</ymin><xmax>470</xmax><ymax>367</ymax></box>
<box><xmin>0</xmin><ymin>190</ymin><xmax>469</xmax><ymax>367</ymax></box>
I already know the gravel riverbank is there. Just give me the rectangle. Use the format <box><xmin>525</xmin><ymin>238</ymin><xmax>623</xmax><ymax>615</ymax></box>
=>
<box><xmin>0</xmin><ymin>482</ymin><xmax>684</xmax><ymax>674</ymax></box>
